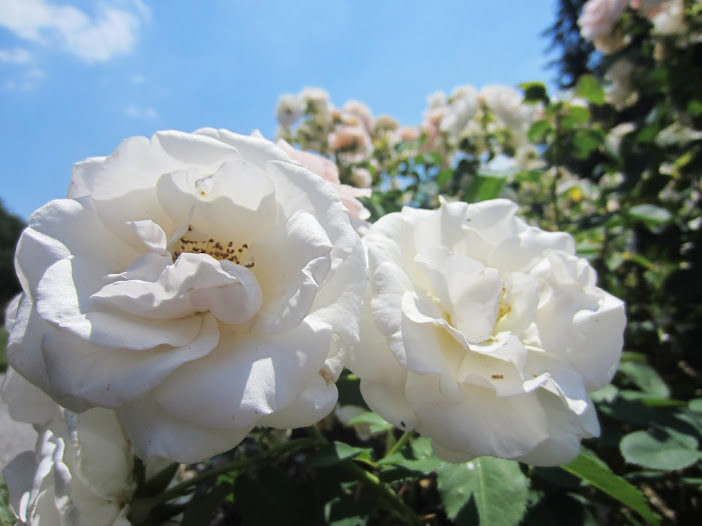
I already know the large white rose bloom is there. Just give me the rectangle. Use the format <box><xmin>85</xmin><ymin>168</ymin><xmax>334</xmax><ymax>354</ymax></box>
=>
<box><xmin>7</xmin><ymin>129</ymin><xmax>365</xmax><ymax>463</ymax></box>
<box><xmin>348</xmin><ymin>199</ymin><xmax>625</xmax><ymax>466</ymax></box>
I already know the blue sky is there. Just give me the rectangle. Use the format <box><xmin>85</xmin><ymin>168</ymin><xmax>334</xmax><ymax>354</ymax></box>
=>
<box><xmin>0</xmin><ymin>0</ymin><xmax>557</xmax><ymax>219</ymax></box>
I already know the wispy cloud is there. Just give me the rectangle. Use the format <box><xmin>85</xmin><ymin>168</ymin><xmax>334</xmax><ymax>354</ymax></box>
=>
<box><xmin>0</xmin><ymin>48</ymin><xmax>33</xmax><ymax>64</ymax></box>
<box><xmin>125</xmin><ymin>104</ymin><xmax>158</xmax><ymax>119</ymax></box>
<box><xmin>4</xmin><ymin>67</ymin><xmax>46</xmax><ymax>91</ymax></box>
<box><xmin>131</xmin><ymin>73</ymin><xmax>146</xmax><ymax>85</ymax></box>
<box><xmin>0</xmin><ymin>0</ymin><xmax>149</xmax><ymax>63</ymax></box>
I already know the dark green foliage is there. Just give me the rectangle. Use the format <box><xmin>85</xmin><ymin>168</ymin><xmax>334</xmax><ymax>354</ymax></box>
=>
<box><xmin>0</xmin><ymin>201</ymin><xmax>23</xmax><ymax>319</ymax></box>
<box><xmin>543</xmin><ymin>0</ymin><xmax>598</xmax><ymax>88</ymax></box>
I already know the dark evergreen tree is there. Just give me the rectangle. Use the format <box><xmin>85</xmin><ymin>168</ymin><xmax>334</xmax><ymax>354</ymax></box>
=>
<box><xmin>544</xmin><ymin>0</ymin><xmax>599</xmax><ymax>88</ymax></box>
<box><xmin>0</xmin><ymin>200</ymin><xmax>25</xmax><ymax>316</ymax></box>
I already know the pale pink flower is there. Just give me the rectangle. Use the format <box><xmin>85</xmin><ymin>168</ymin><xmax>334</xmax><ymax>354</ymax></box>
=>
<box><xmin>276</xmin><ymin>139</ymin><xmax>371</xmax><ymax>221</ymax></box>
<box><xmin>593</xmin><ymin>30</ymin><xmax>629</xmax><ymax>54</ymax></box>
<box><xmin>351</xmin><ymin>167</ymin><xmax>373</xmax><ymax>189</ymax></box>
<box><xmin>328</xmin><ymin>125</ymin><xmax>373</xmax><ymax>163</ymax></box>
<box><xmin>579</xmin><ymin>0</ymin><xmax>629</xmax><ymax>40</ymax></box>
<box><xmin>630</xmin><ymin>0</ymin><xmax>666</xmax><ymax>16</ymax></box>
<box><xmin>276</xmin><ymin>138</ymin><xmax>340</xmax><ymax>184</ymax></box>
<box><xmin>342</xmin><ymin>100</ymin><xmax>374</xmax><ymax>132</ymax></box>
<box><xmin>649</xmin><ymin>0</ymin><xmax>685</xmax><ymax>35</ymax></box>
<box><xmin>398</xmin><ymin>126</ymin><xmax>420</xmax><ymax>141</ymax></box>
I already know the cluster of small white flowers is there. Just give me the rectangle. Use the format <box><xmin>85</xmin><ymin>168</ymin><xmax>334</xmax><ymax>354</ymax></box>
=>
<box><xmin>276</xmin><ymin>84</ymin><xmax>543</xmax><ymax>182</ymax></box>
<box><xmin>275</xmin><ymin>88</ymin><xmax>376</xmax><ymax>164</ymax></box>
<box><xmin>420</xmin><ymin>84</ymin><xmax>541</xmax><ymax>159</ymax></box>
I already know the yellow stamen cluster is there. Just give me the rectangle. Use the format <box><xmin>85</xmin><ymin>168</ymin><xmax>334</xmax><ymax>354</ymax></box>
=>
<box><xmin>173</xmin><ymin>226</ymin><xmax>255</xmax><ymax>268</ymax></box>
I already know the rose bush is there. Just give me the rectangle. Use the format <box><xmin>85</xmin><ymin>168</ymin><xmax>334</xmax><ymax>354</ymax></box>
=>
<box><xmin>6</xmin><ymin>128</ymin><xmax>365</xmax><ymax>463</ymax></box>
<box><xmin>348</xmin><ymin>199</ymin><xmax>626</xmax><ymax>466</ymax></box>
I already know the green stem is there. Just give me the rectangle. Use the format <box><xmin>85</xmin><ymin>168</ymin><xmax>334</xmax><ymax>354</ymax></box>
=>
<box><xmin>305</xmin><ymin>426</ymin><xmax>421</xmax><ymax>525</ymax></box>
<box><xmin>385</xmin><ymin>431</ymin><xmax>413</xmax><ymax>458</ymax></box>
<box><xmin>384</xmin><ymin>429</ymin><xmax>397</xmax><ymax>455</ymax></box>
<box><xmin>550</xmin><ymin>166</ymin><xmax>562</xmax><ymax>230</ymax></box>
<box><xmin>146</xmin><ymin>437</ymin><xmax>318</xmax><ymax>506</ymax></box>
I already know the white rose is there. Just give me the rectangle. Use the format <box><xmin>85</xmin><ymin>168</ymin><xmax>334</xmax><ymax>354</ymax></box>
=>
<box><xmin>8</xmin><ymin>129</ymin><xmax>365</xmax><ymax>463</ymax></box>
<box><xmin>2</xmin><ymin>372</ymin><xmax>135</xmax><ymax>526</ymax></box>
<box><xmin>348</xmin><ymin>199</ymin><xmax>625</xmax><ymax>466</ymax></box>
<box><xmin>578</xmin><ymin>0</ymin><xmax>629</xmax><ymax>40</ymax></box>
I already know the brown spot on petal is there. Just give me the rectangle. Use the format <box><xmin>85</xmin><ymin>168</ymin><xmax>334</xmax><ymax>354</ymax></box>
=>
<box><xmin>319</xmin><ymin>369</ymin><xmax>334</xmax><ymax>386</ymax></box>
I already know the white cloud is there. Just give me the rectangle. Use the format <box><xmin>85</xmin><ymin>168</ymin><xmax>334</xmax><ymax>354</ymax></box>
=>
<box><xmin>0</xmin><ymin>48</ymin><xmax>32</xmax><ymax>64</ymax></box>
<box><xmin>0</xmin><ymin>0</ymin><xmax>149</xmax><ymax>63</ymax></box>
<box><xmin>131</xmin><ymin>73</ymin><xmax>146</xmax><ymax>84</ymax></box>
<box><xmin>4</xmin><ymin>67</ymin><xmax>46</xmax><ymax>91</ymax></box>
<box><xmin>125</xmin><ymin>104</ymin><xmax>158</xmax><ymax>119</ymax></box>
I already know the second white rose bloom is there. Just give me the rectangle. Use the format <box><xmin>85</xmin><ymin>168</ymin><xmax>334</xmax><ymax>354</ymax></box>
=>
<box><xmin>348</xmin><ymin>199</ymin><xmax>625</xmax><ymax>466</ymax></box>
<box><xmin>8</xmin><ymin>129</ymin><xmax>365</xmax><ymax>463</ymax></box>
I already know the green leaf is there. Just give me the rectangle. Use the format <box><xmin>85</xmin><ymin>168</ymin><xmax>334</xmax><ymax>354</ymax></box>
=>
<box><xmin>689</xmin><ymin>399</ymin><xmax>702</xmax><ymax>412</ymax></box>
<box><xmin>620</xmin><ymin>428</ymin><xmax>699</xmax><ymax>471</ymax></box>
<box><xmin>136</xmin><ymin>462</ymin><xmax>179</xmax><ymax>498</ymax></box>
<box><xmin>180</xmin><ymin>483</ymin><xmax>234</xmax><ymax>526</ymax></box>
<box><xmin>572</xmin><ymin>129</ymin><xmax>602</xmax><ymax>160</ymax></box>
<box><xmin>336</xmin><ymin>372</ymin><xmax>368</xmax><ymax>409</ymax></box>
<box><xmin>528</xmin><ymin>120</ymin><xmax>553</xmax><ymax>144</ymax></box>
<box><xmin>687</xmin><ymin>99</ymin><xmax>702</xmax><ymax>118</ymax></box>
<box><xmin>591</xmin><ymin>383</ymin><xmax>619</xmax><ymax>404</ymax></box>
<box><xmin>234</xmin><ymin>466</ymin><xmax>320</xmax><ymax>526</ymax></box>
<box><xmin>628</xmin><ymin>205</ymin><xmax>672</xmax><ymax>227</ymax></box>
<box><xmin>561</xmin><ymin>452</ymin><xmax>659</xmax><ymax>525</ymax></box>
<box><xmin>575</xmin><ymin>75</ymin><xmax>605</xmax><ymax>105</ymax></box>
<box><xmin>523</xmin><ymin>493</ymin><xmax>599</xmax><ymax>526</ymax></box>
<box><xmin>437</xmin><ymin>458</ymin><xmax>529</xmax><ymax>526</ymax></box>
<box><xmin>519</xmin><ymin>81</ymin><xmax>548</xmax><ymax>104</ymax></box>
<box><xmin>621</xmin><ymin>352</ymin><xmax>648</xmax><ymax>362</ymax></box>
<box><xmin>325</xmin><ymin>482</ymin><xmax>378</xmax><ymax>526</ymax></box>
<box><xmin>411</xmin><ymin>437</ymin><xmax>434</xmax><ymax>458</ymax></box>
<box><xmin>618</xmin><ymin>362</ymin><xmax>670</xmax><ymax>398</ymax></box>
<box><xmin>437</xmin><ymin>168</ymin><xmax>454</xmax><ymax>187</ymax></box>
<box><xmin>306</xmin><ymin>442</ymin><xmax>374</xmax><ymax>468</ymax></box>
<box><xmin>346</xmin><ymin>411</ymin><xmax>391</xmax><ymax>428</ymax></box>
<box><xmin>568</xmin><ymin>105</ymin><xmax>591</xmax><ymax>124</ymax></box>
<box><xmin>345</xmin><ymin>410</ymin><xmax>392</xmax><ymax>434</ymax></box>
<box><xmin>464</xmin><ymin>174</ymin><xmax>505</xmax><ymax>203</ymax></box>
